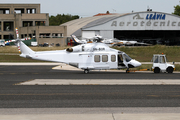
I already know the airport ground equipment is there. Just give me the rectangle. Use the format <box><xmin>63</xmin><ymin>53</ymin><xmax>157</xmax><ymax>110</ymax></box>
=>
<box><xmin>152</xmin><ymin>54</ymin><xmax>175</xmax><ymax>73</ymax></box>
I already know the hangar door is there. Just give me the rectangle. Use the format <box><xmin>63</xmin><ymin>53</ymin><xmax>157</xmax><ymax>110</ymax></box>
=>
<box><xmin>82</xmin><ymin>31</ymin><xmax>100</xmax><ymax>38</ymax></box>
<box><xmin>100</xmin><ymin>31</ymin><xmax>113</xmax><ymax>39</ymax></box>
<box><xmin>114</xmin><ymin>30</ymin><xmax>180</xmax><ymax>45</ymax></box>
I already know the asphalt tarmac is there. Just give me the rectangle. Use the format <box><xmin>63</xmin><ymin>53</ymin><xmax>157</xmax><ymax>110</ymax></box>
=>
<box><xmin>0</xmin><ymin>65</ymin><xmax>180</xmax><ymax>108</ymax></box>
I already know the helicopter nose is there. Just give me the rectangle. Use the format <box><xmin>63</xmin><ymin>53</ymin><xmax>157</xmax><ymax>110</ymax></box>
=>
<box><xmin>134</xmin><ymin>60</ymin><xmax>142</xmax><ymax>67</ymax></box>
<box><xmin>130</xmin><ymin>59</ymin><xmax>142</xmax><ymax>67</ymax></box>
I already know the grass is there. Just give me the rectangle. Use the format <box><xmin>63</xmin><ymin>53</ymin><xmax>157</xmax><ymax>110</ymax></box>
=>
<box><xmin>114</xmin><ymin>45</ymin><xmax>180</xmax><ymax>62</ymax></box>
<box><xmin>0</xmin><ymin>55</ymin><xmax>44</xmax><ymax>62</ymax></box>
<box><xmin>175</xmin><ymin>64</ymin><xmax>180</xmax><ymax>71</ymax></box>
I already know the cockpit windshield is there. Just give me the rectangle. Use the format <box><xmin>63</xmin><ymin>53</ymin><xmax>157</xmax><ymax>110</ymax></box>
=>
<box><xmin>123</xmin><ymin>54</ymin><xmax>132</xmax><ymax>62</ymax></box>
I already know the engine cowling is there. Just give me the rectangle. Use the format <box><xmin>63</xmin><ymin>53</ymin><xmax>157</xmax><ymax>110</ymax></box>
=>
<box><xmin>66</xmin><ymin>48</ymin><xmax>73</xmax><ymax>52</ymax></box>
<box><xmin>66</xmin><ymin>46</ymin><xmax>81</xmax><ymax>52</ymax></box>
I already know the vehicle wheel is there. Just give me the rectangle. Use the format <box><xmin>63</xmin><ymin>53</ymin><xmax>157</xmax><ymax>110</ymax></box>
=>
<box><xmin>84</xmin><ymin>69</ymin><xmax>89</xmax><ymax>74</ymax></box>
<box><xmin>166</xmin><ymin>67</ymin><xmax>174</xmax><ymax>73</ymax></box>
<box><xmin>154</xmin><ymin>67</ymin><xmax>160</xmax><ymax>73</ymax></box>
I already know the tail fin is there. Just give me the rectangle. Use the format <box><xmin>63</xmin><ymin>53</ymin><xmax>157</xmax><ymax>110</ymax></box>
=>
<box><xmin>71</xmin><ymin>35</ymin><xmax>80</xmax><ymax>44</ymax></box>
<box><xmin>15</xmin><ymin>40</ymin><xmax>35</xmax><ymax>55</ymax></box>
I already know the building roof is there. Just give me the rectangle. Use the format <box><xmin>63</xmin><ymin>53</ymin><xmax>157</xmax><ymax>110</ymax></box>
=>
<box><xmin>60</xmin><ymin>13</ymin><xmax>128</xmax><ymax>37</ymax></box>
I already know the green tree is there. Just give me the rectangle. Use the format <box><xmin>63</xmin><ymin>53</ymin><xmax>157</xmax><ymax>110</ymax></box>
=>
<box><xmin>49</xmin><ymin>14</ymin><xmax>79</xmax><ymax>26</ymax></box>
<box><xmin>172</xmin><ymin>5</ymin><xmax>180</xmax><ymax>16</ymax></box>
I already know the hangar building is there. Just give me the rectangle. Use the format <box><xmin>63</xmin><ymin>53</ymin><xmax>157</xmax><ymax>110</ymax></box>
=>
<box><xmin>61</xmin><ymin>11</ymin><xmax>180</xmax><ymax>45</ymax></box>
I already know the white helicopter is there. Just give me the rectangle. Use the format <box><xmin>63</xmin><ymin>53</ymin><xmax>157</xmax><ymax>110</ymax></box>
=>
<box><xmin>8</xmin><ymin>28</ymin><xmax>141</xmax><ymax>73</ymax></box>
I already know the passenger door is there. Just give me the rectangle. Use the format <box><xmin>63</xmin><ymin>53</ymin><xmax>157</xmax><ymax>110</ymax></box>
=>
<box><xmin>117</xmin><ymin>54</ymin><xmax>126</xmax><ymax>68</ymax></box>
<box><xmin>109</xmin><ymin>55</ymin><xmax>117</xmax><ymax>69</ymax></box>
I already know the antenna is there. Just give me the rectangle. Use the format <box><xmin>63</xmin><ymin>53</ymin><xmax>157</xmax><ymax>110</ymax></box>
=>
<box><xmin>147</xmin><ymin>6</ymin><xmax>152</xmax><ymax>11</ymax></box>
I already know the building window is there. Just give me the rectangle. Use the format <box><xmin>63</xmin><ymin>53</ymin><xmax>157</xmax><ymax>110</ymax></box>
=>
<box><xmin>4</xmin><ymin>35</ymin><xmax>14</xmax><ymax>39</ymax></box>
<box><xmin>23</xmin><ymin>21</ymin><xmax>33</xmax><ymax>27</ymax></box>
<box><xmin>94</xmin><ymin>55</ymin><xmax>100</xmax><ymax>62</ymax></box>
<box><xmin>29</xmin><ymin>34</ymin><xmax>32</xmax><ymax>38</ymax></box>
<box><xmin>4</xmin><ymin>22</ymin><xmax>14</xmax><ymax>31</ymax></box>
<box><xmin>52</xmin><ymin>33</ymin><xmax>63</xmax><ymax>38</ymax></box>
<box><xmin>102</xmin><ymin>55</ymin><xmax>108</xmax><ymax>62</ymax></box>
<box><xmin>39</xmin><ymin>33</ymin><xmax>50</xmax><ymax>38</ymax></box>
<box><xmin>14</xmin><ymin>8</ymin><xmax>25</xmax><ymax>14</ymax></box>
<box><xmin>0</xmin><ymin>9</ymin><xmax>10</xmax><ymax>14</ymax></box>
<box><xmin>27</xmin><ymin>8</ymin><xmax>36</xmax><ymax>14</ymax></box>
<box><xmin>35</xmin><ymin>21</ymin><xmax>45</xmax><ymax>26</ymax></box>
<box><xmin>111</xmin><ymin>55</ymin><xmax>116</xmax><ymax>62</ymax></box>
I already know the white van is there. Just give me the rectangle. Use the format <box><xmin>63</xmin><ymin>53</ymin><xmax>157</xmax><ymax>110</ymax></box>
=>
<box><xmin>0</xmin><ymin>39</ymin><xmax>5</xmax><ymax>47</ymax></box>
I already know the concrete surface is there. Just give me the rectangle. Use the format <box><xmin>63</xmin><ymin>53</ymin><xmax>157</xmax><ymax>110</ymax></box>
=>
<box><xmin>1</xmin><ymin>114</ymin><xmax>180</xmax><ymax>120</ymax></box>
<box><xmin>1</xmin><ymin>108</ymin><xmax>180</xmax><ymax>120</ymax></box>
<box><xmin>18</xmin><ymin>79</ymin><xmax>180</xmax><ymax>85</ymax></box>
<box><xmin>0</xmin><ymin>64</ymin><xmax>180</xmax><ymax>120</ymax></box>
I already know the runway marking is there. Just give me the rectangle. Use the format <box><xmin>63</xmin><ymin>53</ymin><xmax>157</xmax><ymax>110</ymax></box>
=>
<box><xmin>16</xmin><ymin>79</ymin><xmax>180</xmax><ymax>85</ymax></box>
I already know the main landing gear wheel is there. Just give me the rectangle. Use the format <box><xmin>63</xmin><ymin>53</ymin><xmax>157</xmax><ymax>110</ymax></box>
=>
<box><xmin>84</xmin><ymin>69</ymin><xmax>89</xmax><ymax>74</ymax></box>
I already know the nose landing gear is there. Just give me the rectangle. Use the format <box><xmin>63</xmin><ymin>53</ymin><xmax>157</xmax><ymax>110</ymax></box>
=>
<box><xmin>126</xmin><ymin>68</ymin><xmax>130</xmax><ymax>73</ymax></box>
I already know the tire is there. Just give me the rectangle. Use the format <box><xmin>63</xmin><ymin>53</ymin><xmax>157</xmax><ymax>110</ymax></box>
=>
<box><xmin>154</xmin><ymin>67</ymin><xmax>160</xmax><ymax>73</ymax></box>
<box><xmin>84</xmin><ymin>69</ymin><xmax>89</xmax><ymax>74</ymax></box>
<box><xmin>166</xmin><ymin>67</ymin><xmax>174</xmax><ymax>73</ymax></box>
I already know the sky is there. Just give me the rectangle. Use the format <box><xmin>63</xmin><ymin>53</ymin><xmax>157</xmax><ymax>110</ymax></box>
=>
<box><xmin>0</xmin><ymin>0</ymin><xmax>180</xmax><ymax>17</ymax></box>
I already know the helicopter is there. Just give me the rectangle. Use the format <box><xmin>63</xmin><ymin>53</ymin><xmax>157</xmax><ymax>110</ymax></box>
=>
<box><xmin>7</xmin><ymin>28</ymin><xmax>141</xmax><ymax>73</ymax></box>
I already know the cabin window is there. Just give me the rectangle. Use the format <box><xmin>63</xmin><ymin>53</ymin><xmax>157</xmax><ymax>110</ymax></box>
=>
<box><xmin>94</xmin><ymin>55</ymin><xmax>100</xmax><ymax>62</ymax></box>
<box><xmin>111</xmin><ymin>55</ymin><xmax>116</xmax><ymax>62</ymax></box>
<box><xmin>102</xmin><ymin>55</ymin><xmax>108</xmax><ymax>62</ymax></box>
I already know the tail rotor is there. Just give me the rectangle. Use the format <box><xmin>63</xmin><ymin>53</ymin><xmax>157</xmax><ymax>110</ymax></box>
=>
<box><xmin>16</xmin><ymin>28</ymin><xmax>19</xmax><ymax>39</ymax></box>
<box><xmin>5</xmin><ymin>28</ymin><xmax>32</xmax><ymax>53</ymax></box>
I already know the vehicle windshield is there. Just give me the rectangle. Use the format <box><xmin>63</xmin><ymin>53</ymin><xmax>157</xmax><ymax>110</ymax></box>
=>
<box><xmin>123</xmin><ymin>54</ymin><xmax>132</xmax><ymax>62</ymax></box>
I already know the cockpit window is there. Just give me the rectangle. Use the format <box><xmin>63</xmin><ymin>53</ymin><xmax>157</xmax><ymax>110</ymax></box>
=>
<box><xmin>123</xmin><ymin>54</ymin><xmax>132</xmax><ymax>62</ymax></box>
